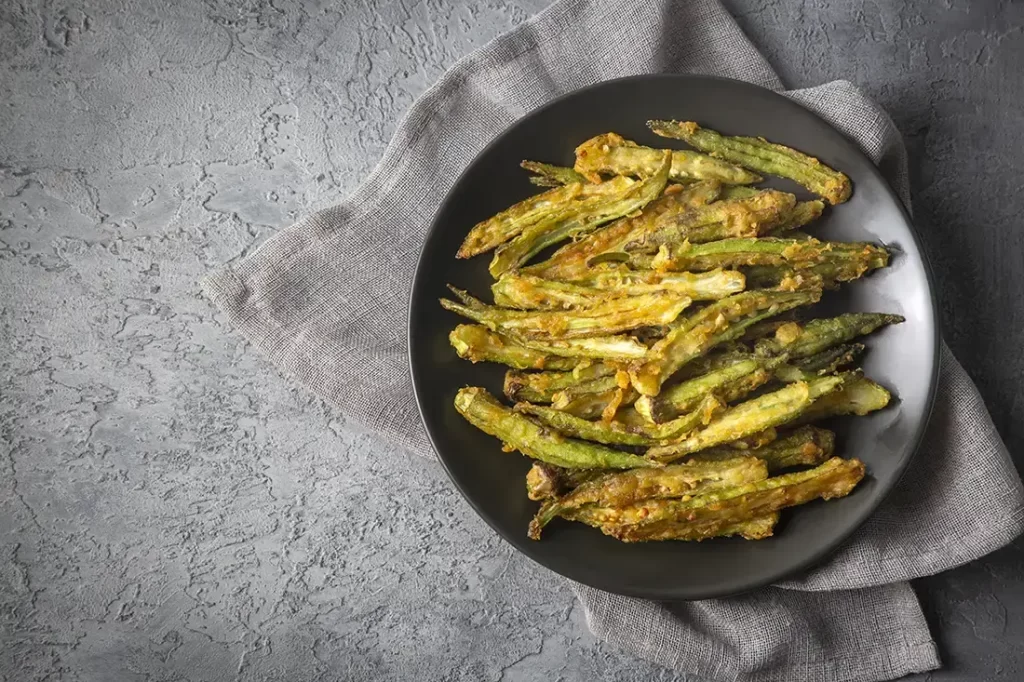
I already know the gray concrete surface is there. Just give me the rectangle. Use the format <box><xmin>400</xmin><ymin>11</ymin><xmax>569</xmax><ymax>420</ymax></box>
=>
<box><xmin>2</xmin><ymin>0</ymin><xmax>1022</xmax><ymax>680</ymax></box>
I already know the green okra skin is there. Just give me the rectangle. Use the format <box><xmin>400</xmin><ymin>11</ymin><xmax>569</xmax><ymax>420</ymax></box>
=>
<box><xmin>521</xmin><ymin>160</ymin><xmax>590</xmax><ymax>187</ymax></box>
<box><xmin>646</xmin><ymin>375</ymin><xmax>845</xmax><ymax>462</ymax></box>
<box><xmin>522</xmin><ymin>181</ymin><xmax>723</xmax><ymax>281</ymax></box>
<box><xmin>774</xmin><ymin>343</ymin><xmax>866</xmax><ymax>382</ymax></box>
<box><xmin>574</xmin><ymin>132</ymin><xmax>762</xmax><ymax>185</ymax></box>
<box><xmin>634</xmin><ymin>356</ymin><xmax>777</xmax><ymax>423</ymax></box>
<box><xmin>492</xmin><ymin>269</ymin><xmax>746</xmax><ymax>310</ymax></box>
<box><xmin>719</xmin><ymin>186</ymin><xmax>760</xmax><ymax>200</ymax></box>
<box><xmin>634</xmin><ymin>356</ymin><xmax>761</xmax><ymax>420</ymax></box>
<box><xmin>528</xmin><ymin>456</ymin><xmax>768</xmax><ymax>539</ymax></box>
<box><xmin>517</xmin><ymin>394</ymin><xmax>719</xmax><ymax>448</ymax></box>
<box><xmin>503</xmin><ymin>363</ymin><xmax>619</xmax><ymax>403</ymax></box>
<box><xmin>454</xmin><ymin>387</ymin><xmax>660</xmax><ymax>469</ymax></box>
<box><xmin>670</xmin><ymin>345</ymin><xmax>757</xmax><ymax>379</ymax></box>
<box><xmin>795</xmin><ymin>343</ymin><xmax>866</xmax><ymax>374</ymax></box>
<box><xmin>798</xmin><ymin>375</ymin><xmax>891</xmax><ymax>421</ymax></box>
<box><xmin>687</xmin><ymin>425</ymin><xmax>835</xmax><ymax>472</ymax></box>
<box><xmin>770</xmin><ymin>200</ymin><xmax>826</xmax><ymax>235</ymax></box>
<box><xmin>647</xmin><ymin>120</ymin><xmax>853</xmax><ymax>204</ymax></box>
<box><xmin>737</xmin><ymin>315</ymin><xmax>799</xmax><ymax>343</ymax></box>
<box><xmin>629</xmin><ymin>289</ymin><xmax>822</xmax><ymax>397</ymax></box>
<box><xmin>755</xmin><ymin>313</ymin><xmax>905</xmax><ymax>359</ymax></box>
<box><xmin>624</xmin><ymin>190</ymin><xmax>797</xmax><ymax>253</ymax></box>
<box><xmin>440</xmin><ymin>290</ymin><xmax>692</xmax><ymax>340</ymax></box>
<box><xmin>449</xmin><ymin>324</ymin><xmax>578</xmax><ymax>370</ymax></box>
<box><xmin>489</xmin><ymin>153</ymin><xmax>671</xmax><ymax>277</ymax></box>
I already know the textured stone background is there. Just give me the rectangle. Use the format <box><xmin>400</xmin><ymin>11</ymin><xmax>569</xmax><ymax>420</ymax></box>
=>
<box><xmin>2</xmin><ymin>0</ymin><xmax>1022</xmax><ymax>680</ymax></box>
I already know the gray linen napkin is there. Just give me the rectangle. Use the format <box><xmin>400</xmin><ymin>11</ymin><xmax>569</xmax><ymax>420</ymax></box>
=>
<box><xmin>200</xmin><ymin>0</ymin><xmax>1024</xmax><ymax>679</ymax></box>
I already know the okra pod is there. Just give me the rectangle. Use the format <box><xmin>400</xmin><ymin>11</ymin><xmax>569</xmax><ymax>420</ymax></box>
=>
<box><xmin>744</xmin><ymin>251</ymin><xmax>890</xmax><ymax>288</ymax></box>
<box><xmin>770</xmin><ymin>200</ymin><xmax>826</xmax><ymax>235</ymax></box>
<box><xmin>624</xmin><ymin>190</ymin><xmax>797</xmax><ymax>253</ymax></box>
<box><xmin>449</xmin><ymin>324</ymin><xmax>578</xmax><ymax>370</ymax></box>
<box><xmin>719</xmin><ymin>195</ymin><xmax>824</xmax><ymax>235</ymax></box>
<box><xmin>648</xmin><ymin>121</ymin><xmax>852</xmax><ymax>204</ymax></box>
<box><xmin>639</xmin><ymin>237</ymin><xmax>889</xmax><ymax>274</ymax></box>
<box><xmin>574</xmin><ymin>132</ymin><xmax>762</xmax><ymax>184</ymax></box>
<box><xmin>688</xmin><ymin>425</ymin><xmax>834</xmax><ymax>472</ymax></box>
<box><xmin>647</xmin><ymin>375</ymin><xmax>844</xmax><ymax>462</ymax></box>
<box><xmin>670</xmin><ymin>345</ymin><xmax>756</xmax><ymax>379</ymax></box>
<box><xmin>634</xmin><ymin>356</ymin><xmax>777</xmax><ymax>423</ymax></box>
<box><xmin>574</xmin><ymin>269</ymin><xmax>746</xmax><ymax>300</ymax></box>
<box><xmin>755</xmin><ymin>313</ymin><xmax>904</xmax><ymax>359</ymax></box>
<box><xmin>569</xmin><ymin>507</ymin><xmax>778</xmax><ymax>541</ymax></box>
<box><xmin>774</xmin><ymin>343</ymin><xmax>865</xmax><ymax>382</ymax></box>
<box><xmin>454</xmin><ymin>387</ymin><xmax>659</xmax><ymax>469</ymax></box>
<box><xmin>721</xmin><ymin>190</ymin><xmax>827</xmax><ymax>235</ymax></box>
<box><xmin>796</xmin><ymin>343</ymin><xmax>865</xmax><ymax>373</ymax></box>
<box><xmin>489</xmin><ymin>153</ymin><xmax>670</xmax><ymax>277</ymax></box>
<box><xmin>517</xmin><ymin>393</ymin><xmax>721</xmax><ymax>447</ymax></box>
<box><xmin>587</xmin><ymin>457</ymin><xmax>866</xmax><ymax>540</ymax></box>
<box><xmin>503</xmin><ymin>364</ymin><xmax>619</xmax><ymax>403</ymax></box>
<box><xmin>492</xmin><ymin>269</ymin><xmax>746</xmax><ymax>309</ymax></box>
<box><xmin>516</xmin><ymin>334</ymin><xmax>649</xmax><ymax>361</ymax></box>
<box><xmin>441</xmin><ymin>290</ymin><xmax>692</xmax><ymax>339</ymax></box>
<box><xmin>597</xmin><ymin>513</ymin><xmax>780</xmax><ymax>542</ymax></box>
<box><xmin>799</xmin><ymin>375</ymin><xmax>891</xmax><ymax>421</ymax></box>
<box><xmin>715</xmin><ymin>197</ymin><xmax>824</xmax><ymax>236</ymax></box>
<box><xmin>529</xmin><ymin>456</ymin><xmax>768</xmax><ymax>539</ymax></box>
<box><xmin>629</xmin><ymin>289</ymin><xmax>822</xmax><ymax>397</ymax></box>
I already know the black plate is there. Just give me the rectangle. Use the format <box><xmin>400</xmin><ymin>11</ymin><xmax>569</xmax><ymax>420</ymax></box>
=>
<box><xmin>408</xmin><ymin>74</ymin><xmax>938</xmax><ymax>600</ymax></box>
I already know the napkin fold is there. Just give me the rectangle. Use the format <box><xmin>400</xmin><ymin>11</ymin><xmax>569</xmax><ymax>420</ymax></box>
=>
<box><xmin>201</xmin><ymin>1</ymin><xmax>1024</xmax><ymax>679</ymax></box>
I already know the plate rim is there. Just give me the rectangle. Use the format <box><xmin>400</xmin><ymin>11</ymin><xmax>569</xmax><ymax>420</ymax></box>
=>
<box><xmin>407</xmin><ymin>73</ymin><xmax>940</xmax><ymax>599</ymax></box>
